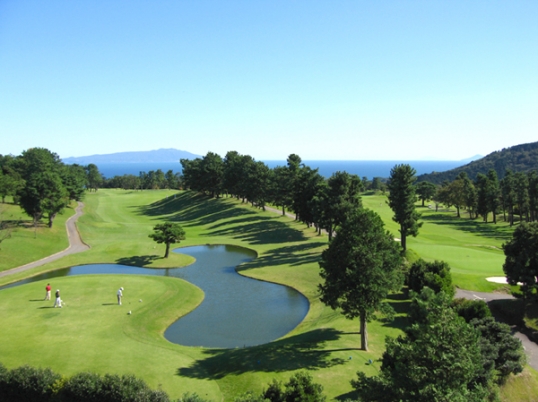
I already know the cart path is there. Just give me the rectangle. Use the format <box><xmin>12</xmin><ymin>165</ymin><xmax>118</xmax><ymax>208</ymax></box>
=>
<box><xmin>0</xmin><ymin>202</ymin><xmax>89</xmax><ymax>278</ymax></box>
<box><xmin>456</xmin><ymin>288</ymin><xmax>538</xmax><ymax>371</ymax></box>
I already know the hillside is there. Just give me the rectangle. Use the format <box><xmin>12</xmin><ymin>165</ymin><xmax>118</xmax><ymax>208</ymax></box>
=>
<box><xmin>62</xmin><ymin>148</ymin><xmax>201</xmax><ymax>164</ymax></box>
<box><xmin>417</xmin><ymin>141</ymin><xmax>538</xmax><ymax>184</ymax></box>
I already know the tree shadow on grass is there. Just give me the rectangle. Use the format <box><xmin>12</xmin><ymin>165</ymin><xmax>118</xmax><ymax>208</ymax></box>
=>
<box><xmin>381</xmin><ymin>291</ymin><xmax>411</xmax><ymax>330</ymax></box>
<box><xmin>116</xmin><ymin>255</ymin><xmax>160</xmax><ymax>267</ymax></box>
<box><xmin>239</xmin><ymin>242</ymin><xmax>326</xmax><ymax>270</ymax></box>
<box><xmin>135</xmin><ymin>193</ymin><xmax>257</xmax><ymax>227</ymax></box>
<box><xmin>421</xmin><ymin>214</ymin><xmax>513</xmax><ymax>241</ymax></box>
<box><xmin>207</xmin><ymin>220</ymin><xmax>307</xmax><ymax>245</ymax></box>
<box><xmin>177</xmin><ymin>328</ymin><xmax>352</xmax><ymax>380</ymax></box>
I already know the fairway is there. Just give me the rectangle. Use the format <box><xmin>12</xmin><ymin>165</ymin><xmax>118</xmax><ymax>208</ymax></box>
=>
<box><xmin>362</xmin><ymin>194</ymin><xmax>511</xmax><ymax>292</ymax></box>
<box><xmin>0</xmin><ymin>189</ymin><xmax>534</xmax><ymax>400</ymax></box>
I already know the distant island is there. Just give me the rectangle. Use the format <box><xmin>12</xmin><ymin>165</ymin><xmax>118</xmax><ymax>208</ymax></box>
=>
<box><xmin>62</xmin><ymin>148</ymin><xmax>201</xmax><ymax>164</ymax></box>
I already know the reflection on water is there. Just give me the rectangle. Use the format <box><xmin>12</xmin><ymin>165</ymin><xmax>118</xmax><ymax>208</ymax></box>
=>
<box><xmin>0</xmin><ymin>245</ymin><xmax>309</xmax><ymax>348</ymax></box>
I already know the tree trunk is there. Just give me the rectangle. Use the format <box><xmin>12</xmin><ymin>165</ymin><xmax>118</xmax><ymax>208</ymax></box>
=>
<box><xmin>282</xmin><ymin>206</ymin><xmax>285</xmax><ymax>215</ymax></box>
<box><xmin>360</xmin><ymin>312</ymin><xmax>368</xmax><ymax>351</ymax></box>
<box><xmin>48</xmin><ymin>213</ymin><xmax>56</xmax><ymax>228</ymax></box>
<box><xmin>400</xmin><ymin>226</ymin><xmax>407</xmax><ymax>251</ymax></box>
<box><xmin>164</xmin><ymin>243</ymin><xmax>170</xmax><ymax>258</ymax></box>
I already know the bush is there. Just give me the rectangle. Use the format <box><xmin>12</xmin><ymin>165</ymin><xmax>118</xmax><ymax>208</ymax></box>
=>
<box><xmin>407</xmin><ymin>259</ymin><xmax>454</xmax><ymax>297</ymax></box>
<box><xmin>178</xmin><ymin>392</ymin><xmax>211</xmax><ymax>402</ymax></box>
<box><xmin>262</xmin><ymin>372</ymin><xmax>326</xmax><ymax>402</ymax></box>
<box><xmin>0</xmin><ymin>364</ymin><xmax>61</xmax><ymax>402</ymax></box>
<box><xmin>59</xmin><ymin>371</ymin><xmax>170</xmax><ymax>402</ymax></box>
<box><xmin>452</xmin><ymin>298</ymin><xmax>492</xmax><ymax>323</ymax></box>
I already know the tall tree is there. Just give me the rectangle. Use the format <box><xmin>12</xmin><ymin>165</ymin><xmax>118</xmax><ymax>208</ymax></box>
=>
<box><xmin>501</xmin><ymin>169</ymin><xmax>516</xmax><ymax>225</ymax></box>
<box><xmin>319</xmin><ymin>207</ymin><xmax>403</xmax><ymax>350</ymax></box>
<box><xmin>85</xmin><ymin>163</ymin><xmax>103</xmax><ymax>192</ymax></box>
<box><xmin>352</xmin><ymin>290</ymin><xmax>488</xmax><ymax>402</ymax></box>
<box><xmin>200</xmin><ymin>152</ymin><xmax>224</xmax><ymax>198</ymax></box>
<box><xmin>514</xmin><ymin>171</ymin><xmax>529</xmax><ymax>223</ymax></box>
<box><xmin>148</xmin><ymin>222</ymin><xmax>186</xmax><ymax>258</ymax></box>
<box><xmin>486</xmin><ymin>169</ymin><xmax>501</xmax><ymax>224</ymax></box>
<box><xmin>15</xmin><ymin>148</ymin><xmax>69</xmax><ymax>228</ymax></box>
<box><xmin>475</xmin><ymin>173</ymin><xmax>489</xmax><ymax>222</ymax></box>
<box><xmin>415</xmin><ymin>181</ymin><xmax>436</xmax><ymax>207</ymax></box>
<box><xmin>503</xmin><ymin>221</ymin><xmax>538</xmax><ymax>299</ymax></box>
<box><xmin>527</xmin><ymin>170</ymin><xmax>538</xmax><ymax>222</ymax></box>
<box><xmin>321</xmin><ymin>171</ymin><xmax>362</xmax><ymax>241</ymax></box>
<box><xmin>387</xmin><ymin>164</ymin><xmax>422</xmax><ymax>251</ymax></box>
<box><xmin>462</xmin><ymin>173</ymin><xmax>478</xmax><ymax>219</ymax></box>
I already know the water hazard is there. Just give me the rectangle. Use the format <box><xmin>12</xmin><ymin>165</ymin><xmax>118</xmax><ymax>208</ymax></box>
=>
<box><xmin>0</xmin><ymin>245</ymin><xmax>309</xmax><ymax>348</ymax></box>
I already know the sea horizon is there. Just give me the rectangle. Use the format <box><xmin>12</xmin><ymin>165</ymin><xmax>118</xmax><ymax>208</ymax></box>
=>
<box><xmin>93</xmin><ymin>160</ymin><xmax>466</xmax><ymax>180</ymax></box>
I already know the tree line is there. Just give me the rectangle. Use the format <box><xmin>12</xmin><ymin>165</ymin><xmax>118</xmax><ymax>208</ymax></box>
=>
<box><xmin>102</xmin><ymin>169</ymin><xmax>182</xmax><ymax>190</ymax></box>
<box><xmin>0</xmin><ymin>148</ymin><xmax>101</xmax><ymax>228</ymax></box>
<box><xmin>418</xmin><ymin>168</ymin><xmax>538</xmax><ymax>226</ymax></box>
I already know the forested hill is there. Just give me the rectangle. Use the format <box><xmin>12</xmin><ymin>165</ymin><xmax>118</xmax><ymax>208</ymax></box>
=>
<box><xmin>417</xmin><ymin>141</ymin><xmax>538</xmax><ymax>184</ymax></box>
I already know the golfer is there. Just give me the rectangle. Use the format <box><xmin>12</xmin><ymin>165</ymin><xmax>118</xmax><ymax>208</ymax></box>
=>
<box><xmin>53</xmin><ymin>289</ymin><xmax>62</xmax><ymax>308</ymax></box>
<box><xmin>44</xmin><ymin>283</ymin><xmax>51</xmax><ymax>300</ymax></box>
<box><xmin>117</xmin><ymin>287</ymin><xmax>123</xmax><ymax>305</ymax></box>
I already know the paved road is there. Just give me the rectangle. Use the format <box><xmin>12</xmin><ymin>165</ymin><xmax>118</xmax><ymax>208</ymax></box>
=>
<box><xmin>456</xmin><ymin>288</ymin><xmax>538</xmax><ymax>371</ymax></box>
<box><xmin>0</xmin><ymin>202</ymin><xmax>89</xmax><ymax>278</ymax></box>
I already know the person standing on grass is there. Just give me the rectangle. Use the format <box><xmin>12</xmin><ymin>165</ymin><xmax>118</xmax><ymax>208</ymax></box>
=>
<box><xmin>53</xmin><ymin>289</ymin><xmax>62</xmax><ymax>308</ymax></box>
<box><xmin>117</xmin><ymin>287</ymin><xmax>123</xmax><ymax>305</ymax></box>
<box><xmin>44</xmin><ymin>283</ymin><xmax>51</xmax><ymax>300</ymax></box>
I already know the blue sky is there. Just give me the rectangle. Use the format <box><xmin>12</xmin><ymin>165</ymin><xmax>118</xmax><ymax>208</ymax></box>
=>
<box><xmin>1</xmin><ymin>1</ymin><xmax>537</xmax><ymax>161</ymax></box>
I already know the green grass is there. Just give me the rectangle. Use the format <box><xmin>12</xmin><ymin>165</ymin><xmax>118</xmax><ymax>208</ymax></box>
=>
<box><xmin>0</xmin><ymin>190</ymin><xmax>537</xmax><ymax>400</ymax></box>
<box><xmin>362</xmin><ymin>195</ymin><xmax>513</xmax><ymax>292</ymax></box>
<box><xmin>0</xmin><ymin>190</ymin><xmax>407</xmax><ymax>400</ymax></box>
<box><xmin>0</xmin><ymin>200</ymin><xmax>74</xmax><ymax>271</ymax></box>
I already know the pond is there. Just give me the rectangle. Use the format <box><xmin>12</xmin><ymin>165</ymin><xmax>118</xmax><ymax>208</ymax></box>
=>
<box><xmin>0</xmin><ymin>245</ymin><xmax>309</xmax><ymax>348</ymax></box>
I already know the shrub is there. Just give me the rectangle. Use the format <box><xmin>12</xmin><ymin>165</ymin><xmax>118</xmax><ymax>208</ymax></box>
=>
<box><xmin>1</xmin><ymin>364</ymin><xmax>61</xmax><ymax>402</ymax></box>
<box><xmin>407</xmin><ymin>259</ymin><xmax>454</xmax><ymax>297</ymax></box>
<box><xmin>452</xmin><ymin>298</ymin><xmax>492</xmax><ymax>323</ymax></box>
<box><xmin>59</xmin><ymin>371</ymin><xmax>170</xmax><ymax>402</ymax></box>
<box><xmin>262</xmin><ymin>372</ymin><xmax>326</xmax><ymax>402</ymax></box>
<box><xmin>178</xmin><ymin>392</ymin><xmax>211</xmax><ymax>402</ymax></box>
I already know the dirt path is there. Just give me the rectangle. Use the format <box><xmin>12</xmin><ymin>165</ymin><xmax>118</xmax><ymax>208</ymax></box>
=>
<box><xmin>0</xmin><ymin>202</ymin><xmax>89</xmax><ymax>278</ymax></box>
<box><xmin>455</xmin><ymin>288</ymin><xmax>538</xmax><ymax>371</ymax></box>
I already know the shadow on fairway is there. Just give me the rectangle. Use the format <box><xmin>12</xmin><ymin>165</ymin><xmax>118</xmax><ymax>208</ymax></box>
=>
<box><xmin>381</xmin><ymin>291</ymin><xmax>411</xmax><ymax>330</ymax></box>
<box><xmin>207</xmin><ymin>219</ymin><xmax>307</xmax><ymax>245</ymax></box>
<box><xmin>136</xmin><ymin>193</ymin><xmax>256</xmax><ymax>227</ymax></box>
<box><xmin>239</xmin><ymin>242</ymin><xmax>326</xmax><ymax>270</ymax></box>
<box><xmin>102</xmin><ymin>303</ymin><xmax>118</xmax><ymax>306</ymax></box>
<box><xmin>136</xmin><ymin>192</ymin><xmax>309</xmax><ymax>245</ymax></box>
<box><xmin>38</xmin><ymin>306</ymin><xmax>56</xmax><ymax>309</ymax></box>
<box><xmin>421</xmin><ymin>213</ymin><xmax>513</xmax><ymax>241</ymax></box>
<box><xmin>116</xmin><ymin>255</ymin><xmax>160</xmax><ymax>266</ymax></box>
<box><xmin>29</xmin><ymin>299</ymin><xmax>45</xmax><ymax>302</ymax></box>
<box><xmin>177</xmin><ymin>328</ymin><xmax>351</xmax><ymax>379</ymax></box>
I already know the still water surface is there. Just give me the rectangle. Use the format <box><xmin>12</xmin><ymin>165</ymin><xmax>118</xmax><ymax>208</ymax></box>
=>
<box><xmin>1</xmin><ymin>245</ymin><xmax>309</xmax><ymax>348</ymax></box>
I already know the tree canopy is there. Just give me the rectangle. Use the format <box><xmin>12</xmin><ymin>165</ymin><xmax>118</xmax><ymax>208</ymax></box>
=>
<box><xmin>318</xmin><ymin>207</ymin><xmax>403</xmax><ymax>350</ymax></box>
<box><xmin>149</xmin><ymin>222</ymin><xmax>186</xmax><ymax>258</ymax></box>
<box><xmin>387</xmin><ymin>164</ymin><xmax>422</xmax><ymax>251</ymax></box>
<box><xmin>503</xmin><ymin>221</ymin><xmax>538</xmax><ymax>299</ymax></box>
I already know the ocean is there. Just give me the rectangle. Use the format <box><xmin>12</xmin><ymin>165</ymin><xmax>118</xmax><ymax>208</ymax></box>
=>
<box><xmin>96</xmin><ymin>160</ymin><xmax>465</xmax><ymax>180</ymax></box>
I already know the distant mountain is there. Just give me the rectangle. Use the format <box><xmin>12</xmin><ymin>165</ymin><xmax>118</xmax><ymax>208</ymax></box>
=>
<box><xmin>62</xmin><ymin>148</ymin><xmax>201</xmax><ymax>164</ymax></box>
<box><xmin>418</xmin><ymin>142</ymin><xmax>538</xmax><ymax>184</ymax></box>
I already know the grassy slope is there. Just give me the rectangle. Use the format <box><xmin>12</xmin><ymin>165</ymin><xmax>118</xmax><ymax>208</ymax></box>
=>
<box><xmin>0</xmin><ymin>200</ymin><xmax>74</xmax><ymax>271</ymax></box>
<box><xmin>0</xmin><ymin>190</ymin><xmax>536</xmax><ymax>399</ymax></box>
<box><xmin>362</xmin><ymin>194</ymin><xmax>513</xmax><ymax>292</ymax></box>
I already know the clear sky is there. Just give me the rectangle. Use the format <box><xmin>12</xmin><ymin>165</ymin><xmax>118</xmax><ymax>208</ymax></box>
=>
<box><xmin>1</xmin><ymin>1</ymin><xmax>537</xmax><ymax>161</ymax></box>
